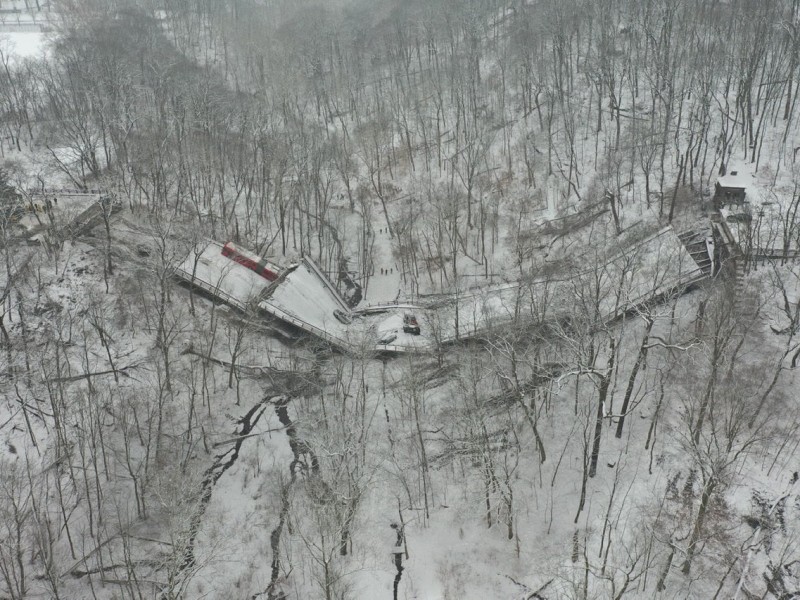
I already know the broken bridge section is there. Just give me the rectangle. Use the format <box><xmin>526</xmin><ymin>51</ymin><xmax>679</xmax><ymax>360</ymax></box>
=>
<box><xmin>173</xmin><ymin>227</ymin><xmax>710</xmax><ymax>355</ymax></box>
<box><xmin>678</xmin><ymin>226</ymin><xmax>716</xmax><ymax>277</ymax></box>
<box><xmin>425</xmin><ymin>225</ymin><xmax>709</xmax><ymax>342</ymax></box>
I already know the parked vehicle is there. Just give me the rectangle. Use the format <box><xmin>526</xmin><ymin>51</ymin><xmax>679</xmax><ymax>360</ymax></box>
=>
<box><xmin>221</xmin><ymin>242</ymin><xmax>280</xmax><ymax>281</ymax></box>
<box><xmin>378</xmin><ymin>332</ymin><xmax>397</xmax><ymax>345</ymax></box>
<box><xmin>333</xmin><ymin>308</ymin><xmax>353</xmax><ymax>324</ymax></box>
<box><xmin>403</xmin><ymin>313</ymin><xmax>420</xmax><ymax>335</ymax></box>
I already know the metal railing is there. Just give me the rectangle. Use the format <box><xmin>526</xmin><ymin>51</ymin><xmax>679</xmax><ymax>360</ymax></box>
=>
<box><xmin>257</xmin><ymin>299</ymin><xmax>355</xmax><ymax>352</ymax></box>
<box><xmin>353</xmin><ymin>301</ymin><xmax>425</xmax><ymax>314</ymax></box>
<box><xmin>175</xmin><ymin>273</ymin><xmax>249</xmax><ymax>312</ymax></box>
<box><xmin>301</xmin><ymin>256</ymin><xmax>351</xmax><ymax>312</ymax></box>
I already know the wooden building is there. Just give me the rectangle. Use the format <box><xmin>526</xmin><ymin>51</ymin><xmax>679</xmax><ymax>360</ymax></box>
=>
<box><xmin>713</xmin><ymin>170</ymin><xmax>748</xmax><ymax>209</ymax></box>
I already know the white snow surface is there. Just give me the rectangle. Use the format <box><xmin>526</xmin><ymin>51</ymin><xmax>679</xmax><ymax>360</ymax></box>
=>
<box><xmin>0</xmin><ymin>31</ymin><xmax>46</xmax><ymax>61</ymax></box>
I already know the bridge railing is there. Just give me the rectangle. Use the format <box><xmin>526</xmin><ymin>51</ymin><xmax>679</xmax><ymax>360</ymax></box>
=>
<box><xmin>302</xmin><ymin>256</ymin><xmax>350</xmax><ymax>312</ymax></box>
<box><xmin>173</xmin><ymin>268</ymin><xmax>249</xmax><ymax>312</ymax></box>
<box><xmin>257</xmin><ymin>299</ymin><xmax>356</xmax><ymax>352</ymax></box>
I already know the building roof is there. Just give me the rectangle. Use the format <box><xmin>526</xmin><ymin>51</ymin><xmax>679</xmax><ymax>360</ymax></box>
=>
<box><xmin>717</xmin><ymin>169</ymin><xmax>750</xmax><ymax>190</ymax></box>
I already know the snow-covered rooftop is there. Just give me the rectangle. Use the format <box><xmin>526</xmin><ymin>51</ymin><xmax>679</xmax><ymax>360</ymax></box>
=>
<box><xmin>717</xmin><ymin>172</ymin><xmax>749</xmax><ymax>189</ymax></box>
<box><xmin>717</xmin><ymin>161</ymin><xmax>756</xmax><ymax>192</ymax></box>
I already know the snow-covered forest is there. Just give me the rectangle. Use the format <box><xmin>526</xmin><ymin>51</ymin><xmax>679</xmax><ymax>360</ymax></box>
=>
<box><xmin>3</xmin><ymin>0</ymin><xmax>800</xmax><ymax>598</ymax></box>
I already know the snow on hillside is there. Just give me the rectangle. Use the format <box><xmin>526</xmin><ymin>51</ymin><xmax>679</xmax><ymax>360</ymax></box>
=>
<box><xmin>4</xmin><ymin>1</ymin><xmax>800</xmax><ymax>599</ymax></box>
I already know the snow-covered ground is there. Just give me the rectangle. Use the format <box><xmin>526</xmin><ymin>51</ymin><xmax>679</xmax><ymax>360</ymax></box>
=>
<box><xmin>0</xmin><ymin>29</ymin><xmax>47</xmax><ymax>63</ymax></box>
<box><xmin>16</xmin><ymin>192</ymin><xmax>103</xmax><ymax>241</ymax></box>
<box><xmin>5</xmin><ymin>2</ymin><xmax>800</xmax><ymax>598</ymax></box>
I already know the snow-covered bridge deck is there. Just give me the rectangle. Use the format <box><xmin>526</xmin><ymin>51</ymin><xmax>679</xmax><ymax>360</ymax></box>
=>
<box><xmin>175</xmin><ymin>243</ymin><xmax>385</xmax><ymax>353</ymax></box>
<box><xmin>173</xmin><ymin>241</ymin><xmax>273</xmax><ymax>312</ymax></box>
<box><xmin>426</xmin><ymin>226</ymin><xmax>707</xmax><ymax>344</ymax></box>
<box><xmin>173</xmin><ymin>226</ymin><xmax>709</xmax><ymax>355</ymax></box>
<box><xmin>257</xmin><ymin>258</ymin><xmax>356</xmax><ymax>351</ymax></box>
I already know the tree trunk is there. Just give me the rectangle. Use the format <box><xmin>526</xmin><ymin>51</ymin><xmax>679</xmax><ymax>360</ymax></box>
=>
<box><xmin>615</xmin><ymin>317</ymin><xmax>654</xmax><ymax>438</ymax></box>
<box><xmin>682</xmin><ymin>476</ymin><xmax>716</xmax><ymax>574</ymax></box>
<box><xmin>590</xmin><ymin>340</ymin><xmax>615</xmax><ymax>478</ymax></box>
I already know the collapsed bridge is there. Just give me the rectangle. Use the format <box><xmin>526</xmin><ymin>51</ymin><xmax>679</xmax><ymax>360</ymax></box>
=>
<box><xmin>173</xmin><ymin>225</ymin><xmax>713</xmax><ymax>354</ymax></box>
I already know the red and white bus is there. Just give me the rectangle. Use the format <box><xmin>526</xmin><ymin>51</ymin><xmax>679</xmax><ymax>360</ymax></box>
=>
<box><xmin>221</xmin><ymin>242</ymin><xmax>281</xmax><ymax>281</ymax></box>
